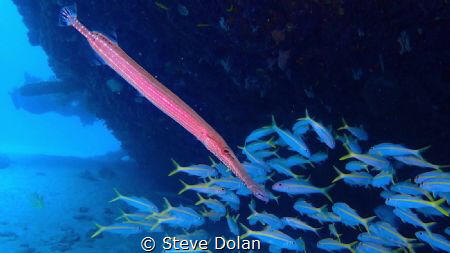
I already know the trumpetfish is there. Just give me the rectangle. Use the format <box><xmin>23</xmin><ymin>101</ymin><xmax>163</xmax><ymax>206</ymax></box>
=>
<box><xmin>59</xmin><ymin>5</ymin><xmax>268</xmax><ymax>202</ymax></box>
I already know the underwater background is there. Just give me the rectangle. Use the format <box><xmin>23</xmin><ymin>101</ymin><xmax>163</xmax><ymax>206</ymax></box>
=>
<box><xmin>1</xmin><ymin>0</ymin><xmax>450</xmax><ymax>252</ymax></box>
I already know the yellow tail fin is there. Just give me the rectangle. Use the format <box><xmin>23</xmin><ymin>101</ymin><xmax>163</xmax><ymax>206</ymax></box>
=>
<box><xmin>363</xmin><ymin>216</ymin><xmax>377</xmax><ymax>232</ymax></box>
<box><xmin>115</xmin><ymin>208</ymin><xmax>127</xmax><ymax>221</ymax></box>
<box><xmin>178</xmin><ymin>180</ymin><xmax>192</xmax><ymax>195</ymax></box>
<box><xmin>195</xmin><ymin>193</ymin><xmax>206</xmax><ymax>205</ymax></box>
<box><xmin>109</xmin><ymin>188</ymin><xmax>122</xmax><ymax>203</ymax></box>
<box><xmin>266</xmin><ymin>136</ymin><xmax>277</xmax><ymax>148</ymax></box>
<box><xmin>338</xmin><ymin>118</ymin><xmax>349</xmax><ymax>131</ymax></box>
<box><xmin>339</xmin><ymin>143</ymin><xmax>357</xmax><ymax>161</ymax></box>
<box><xmin>163</xmin><ymin>197</ymin><xmax>173</xmax><ymax>209</ymax></box>
<box><xmin>271</xmin><ymin>115</ymin><xmax>279</xmax><ymax>129</ymax></box>
<box><xmin>332</xmin><ymin>166</ymin><xmax>345</xmax><ymax>183</ymax></box>
<box><xmin>91</xmin><ymin>223</ymin><xmax>105</xmax><ymax>238</ymax></box>
<box><xmin>168</xmin><ymin>159</ymin><xmax>181</xmax><ymax>176</ymax></box>
<box><xmin>297</xmin><ymin>108</ymin><xmax>312</xmax><ymax>121</ymax></box>
<box><xmin>347</xmin><ymin>241</ymin><xmax>358</xmax><ymax>253</ymax></box>
<box><xmin>239</xmin><ymin>223</ymin><xmax>253</xmax><ymax>239</ymax></box>
<box><xmin>208</xmin><ymin>156</ymin><xmax>217</xmax><ymax>167</ymax></box>
<box><xmin>417</xmin><ymin>145</ymin><xmax>431</xmax><ymax>155</ymax></box>
<box><xmin>432</xmin><ymin>198</ymin><xmax>449</xmax><ymax>216</ymax></box>
<box><xmin>322</xmin><ymin>184</ymin><xmax>334</xmax><ymax>202</ymax></box>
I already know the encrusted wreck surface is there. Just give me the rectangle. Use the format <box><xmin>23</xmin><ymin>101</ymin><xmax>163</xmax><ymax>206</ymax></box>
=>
<box><xmin>13</xmin><ymin>0</ymin><xmax>450</xmax><ymax>188</ymax></box>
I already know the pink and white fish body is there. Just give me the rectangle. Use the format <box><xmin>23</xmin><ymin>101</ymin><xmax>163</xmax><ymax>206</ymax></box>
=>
<box><xmin>59</xmin><ymin>5</ymin><xmax>268</xmax><ymax>202</ymax></box>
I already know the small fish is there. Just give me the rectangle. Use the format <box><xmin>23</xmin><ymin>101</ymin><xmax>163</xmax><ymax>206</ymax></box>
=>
<box><xmin>110</xmin><ymin>188</ymin><xmax>158</xmax><ymax>213</ymax></box>
<box><xmin>207</xmin><ymin>176</ymin><xmax>244</xmax><ymax>191</ymax></box>
<box><xmin>226</xmin><ymin>211</ymin><xmax>240</xmax><ymax>236</ymax></box>
<box><xmin>438</xmin><ymin>192</ymin><xmax>450</xmax><ymax>205</ymax></box>
<box><xmin>285</xmin><ymin>155</ymin><xmax>313</xmax><ymax>168</ymax></box>
<box><xmin>122</xmin><ymin>216</ymin><xmax>163</xmax><ymax>233</ymax></box>
<box><xmin>391</xmin><ymin>182</ymin><xmax>432</xmax><ymax>199</ymax></box>
<box><xmin>310</xmin><ymin>152</ymin><xmax>329</xmax><ymax>164</ymax></box>
<box><xmin>196</xmin><ymin>23</ymin><xmax>211</xmax><ymax>28</ymax></box>
<box><xmin>344</xmin><ymin>161</ymin><xmax>368</xmax><ymax>172</ymax></box>
<box><xmin>317</xmin><ymin>238</ymin><xmax>356</xmax><ymax>253</ymax></box>
<box><xmin>338</xmin><ymin>118</ymin><xmax>368</xmax><ymax>141</ymax></box>
<box><xmin>243</xmin><ymin>162</ymin><xmax>269</xmax><ymax>178</ymax></box>
<box><xmin>332</xmin><ymin>202</ymin><xmax>375</xmax><ymax>231</ymax></box>
<box><xmin>91</xmin><ymin>223</ymin><xmax>143</xmax><ymax>238</ymax></box>
<box><xmin>155</xmin><ymin>1</ymin><xmax>169</xmax><ymax>10</ymax></box>
<box><xmin>195</xmin><ymin>194</ymin><xmax>226</xmax><ymax>214</ymax></box>
<box><xmin>415</xmin><ymin>171</ymin><xmax>450</xmax><ymax>184</ymax></box>
<box><xmin>236</xmin><ymin>187</ymin><xmax>252</xmax><ymax>196</ymax></box>
<box><xmin>253</xmin><ymin>172</ymin><xmax>275</xmax><ymax>184</ymax></box>
<box><xmin>292</xmin><ymin>119</ymin><xmax>310</xmax><ymax>136</ymax></box>
<box><xmin>309</xmin><ymin>211</ymin><xmax>342</xmax><ymax>224</ymax></box>
<box><xmin>368</xmin><ymin>143</ymin><xmax>430</xmax><ymax>157</ymax></box>
<box><xmin>239</xmin><ymin>146</ymin><xmax>267</xmax><ymax>167</ymax></box>
<box><xmin>240</xmin><ymin>223</ymin><xmax>302</xmax><ymax>251</ymax></box>
<box><xmin>178</xmin><ymin>180</ymin><xmax>226</xmax><ymax>196</ymax></box>
<box><xmin>150</xmin><ymin>213</ymin><xmax>202</xmax><ymax>230</ymax></box>
<box><xmin>248</xmin><ymin>200</ymin><xmax>284</xmax><ymax>229</ymax></box>
<box><xmin>282</xmin><ymin>217</ymin><xmax>321</xmax><ymax>235</ymax></box>
<box><xmin>163</xmin><ymin>243</ymin><xmax>212</xmax><ymax>253</ymax></box>
<box><xmin>296</xmin><ymin>237</ymin><xmax>307</xmax><ymax>253</ymax></box>
<box><xmin>357</xmin><ymin>232</ymin><xmax>401</xmax><ymax>248</ymax></box>
<box><xmin>168</xmin><ymin>159</ymin><xmax>217</xmax><ymax>178</ymax></box>
<box><xmin>266</xmin><ymin>189</ymin><xmax>281</xmax><ymax>203</ymax></box>
<box><xmin>393</xmin><ymin>155</ymin><xmax>450</xmax><ymax>171</ymax></box>
<box><xmin>340</xmin><ymin>145</ymin><xmax>392</xmax><ymax>171</ymax></box>
<box><xmin>380</xmin><ymin>190</ymin><xmax>397</xmax><ymax>200</ymax></box>
<box><xmin>209</xmin><ymin>157</ymin><xmax>233</xmax><ymax>177</ymax></box>
<box><xmin>272</xmin><ymin>116</ymin><xmax>310</xmax><ymax>158</ymax></box>
<box><xmin>177</xmin><ymin>4</ymin><xmax>189</xmax><ymax>16</ymax></box>
<box><xmin>355</xmin><ymin>242</ymin><xmax>392</xmax><ymax>253</ymax></box>
<box><xmin>341</xmin><ymin>134</ymin><xmax>362</xmax><ymax>154</ymax></box>
<box><xmin>200</xmin><ymin>207</ymin><xmax>225</xmax><ymax>222</ymax></box>
<box><xmin>245</xmin><ymin>126</ymin><xmax>275</xmax><ymax>144</ymax></box>
<box><xmin>298</xmin><ymin>109</ymin><xmax>335</xmax><ymax>149</ymax></box>
<box><xmin>272</xmin><ymin>178</ymin><xmax>334</xmax><ymax>202</ymax></box>
<box><xmin>30</xmin><ymin>192</ymin><xmax>45</xmax><ymax>209</ymax></box>
<box><xmin>374</xmin><ymin>205</ymin><xmax>401</xmax><ymax>229</ymax></box>
<box><xmin>254</xmin><ymin>149</ymin><xmax>279</xmax><ymax>159</ymax></box>
<box><xmin>218</xmin><ymin>190</ymin><xmax>240</xmax><ymax>209</ymax></box>
<box><xmin>369</xmin><ymin>221</ymin><xmax>416</xmax><ymax>249</ymax></box>
<box><xmin>415</xmin><ymin>231</ymin><xmax>450</xmax><ymax>252</ymax></box>
<box><xmin>115</xmin><ymin>209</ymin><xmax>147</xmax><ymax>222</ymax></box>
<box><xmin>332</xmin><ymin>166</ymin><xmax>373</xmax><ymax>188</ymax></box>
<box><xmin>277</xmin><ymin>50</ymin><xmax>290</xmax><ymax>70</ymax></box>
<box><xmin>415</xmin><ymin>206</ymin><xmax>450</xmax><ymax>218</ymax></box>
<box><xmin>156</xmin><ymin>198</ymin><xmax>204</xmax><ymax>223</ymax></box>
<box><xmin>304</xmin><ymin>86</ymin><xmax>315</xmax><ymax>99</ymax></box>
<box><xmin>328</xmin><ymin>224</ymin><xmax>342</xmax><ymax>242</ymax></box>
<box><xmin>274</xmin><ymin>137</ymin><xmax>289</xmax><ymax>147</ymax></box>
<box><xmin>268</xmin><ymin>159</ymin><xmax>304</xmax><ymax>179</ymax></box>
<box><xmin>393</xmin><ymin>208</ymin><xmax>435</xmax><ymax>234</ymax></box>
<box><xmin>386</xmin><ymin>194</ymin><xmax>448</xmax><ymax>216</ymax></box>
<box><xmin>372</xmin><ymin>172</ymin><xmax>394</xmax><ymax>189</ymax></box>
<box><xmin>225</xmin><ymin>4</ymin><xmax>234</xmax><ymax>12</ymax></box>
<box><xmin>293</xmin><ymin>199</ymin><xmax>326</xmax><ymax>215</ymax></box>
<box><xmin>245</xmin><ymin>137</ymin><xmax>276</xmax><ymax>153</ymax></box>
<box><xmin>175</xmin><ymin>229</ymin><xmax>210</xmax><ymax>242</ymax></box>
<box><xmin>445</xmin><ymin>227</ymin><xmax>450</xmax><ymax>236</ymax></box>
<box><xmin>420</xmin><ymin>178</ymin><xmax>450</xmax><ymax>194</ymax></box>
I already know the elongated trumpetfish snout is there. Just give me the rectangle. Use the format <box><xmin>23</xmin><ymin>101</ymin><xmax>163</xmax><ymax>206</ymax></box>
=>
<box><xmin>59</xmin><ymin>4</ymin><xmax>77</xmax><ymax>26</ymax></box>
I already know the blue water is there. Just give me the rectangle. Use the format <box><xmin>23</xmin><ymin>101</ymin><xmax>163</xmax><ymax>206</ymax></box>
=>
<box><xmin>1</xmin><ymin>1</ymin><xmax>450</xmax><ymax>253</ymax></box>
